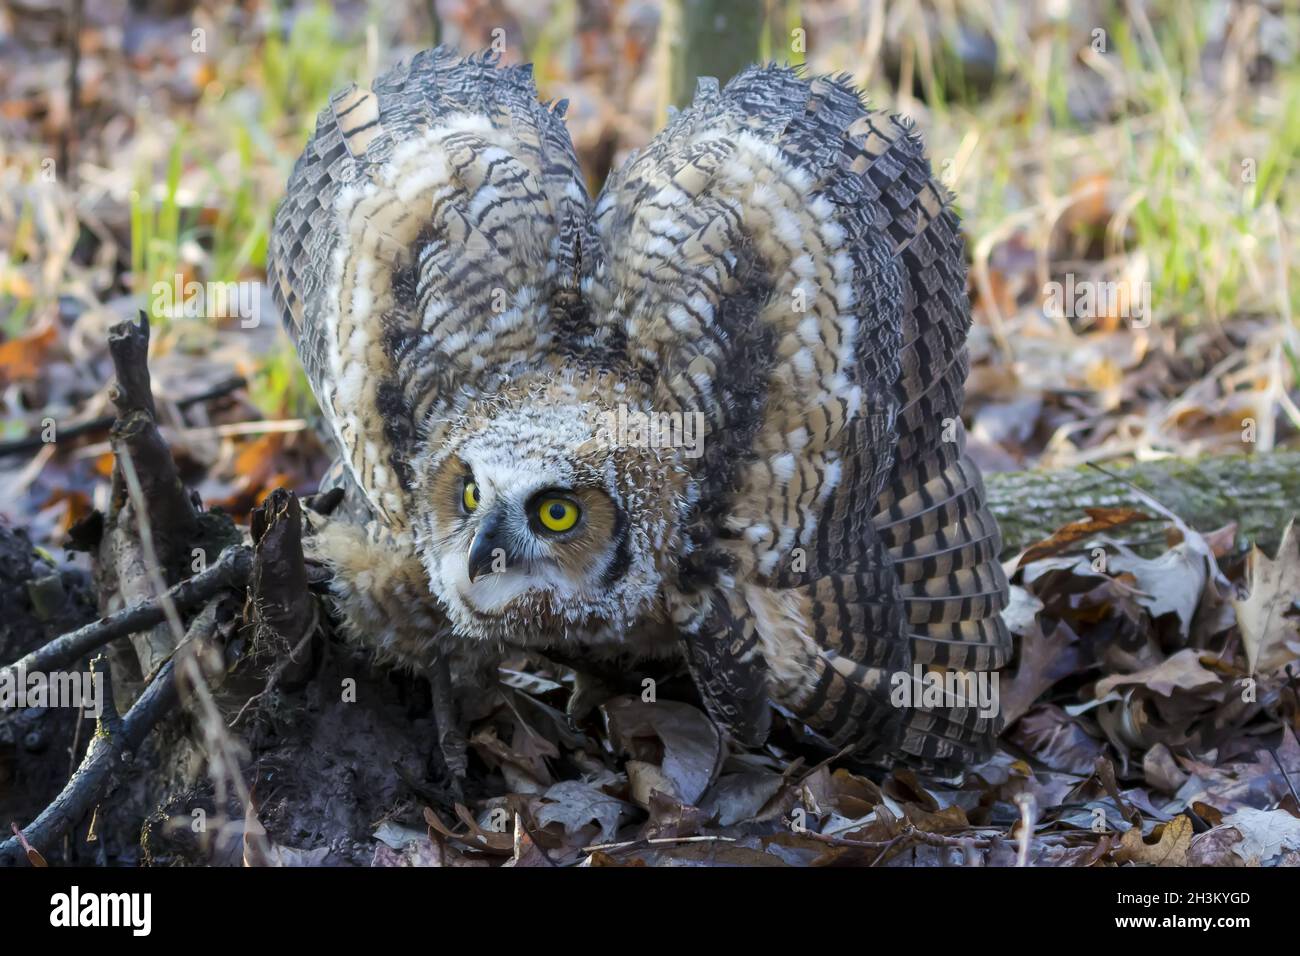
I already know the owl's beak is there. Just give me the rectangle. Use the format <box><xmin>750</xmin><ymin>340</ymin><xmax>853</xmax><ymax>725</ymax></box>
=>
<box><xmin>467</xmin><ymin>509</ymin><xmax>511</xmax><ymax>582</ymax></box>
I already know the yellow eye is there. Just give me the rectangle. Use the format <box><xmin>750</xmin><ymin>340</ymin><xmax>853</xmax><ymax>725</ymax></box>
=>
<box><xmin>537</xmin><ymin>497</ymin><xmax>580</xmax><ymax>533</ymax></box>
<box><xmin>462</xmin><ymin>480</ymin><xmax>480</xmax><ymax>512</ymax></box>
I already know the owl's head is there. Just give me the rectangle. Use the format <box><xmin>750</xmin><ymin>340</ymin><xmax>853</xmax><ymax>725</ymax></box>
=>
<box><xmin>410</xmin><ymin>383</ymin><xmax>685</xmax><ymax>644</ymax></box>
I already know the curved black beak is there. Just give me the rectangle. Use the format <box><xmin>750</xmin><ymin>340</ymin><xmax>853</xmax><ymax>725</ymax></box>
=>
<box><xmin>467</xmin><ymin>509</ymin><xmax>510</xmax><ymax>582</ymax></box>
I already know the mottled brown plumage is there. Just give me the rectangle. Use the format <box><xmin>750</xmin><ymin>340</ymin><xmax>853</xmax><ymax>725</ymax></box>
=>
<box><xmin>269</xmin><ymin>48</ymin><xmax>1010</xmax><ymax>775</ymax></box>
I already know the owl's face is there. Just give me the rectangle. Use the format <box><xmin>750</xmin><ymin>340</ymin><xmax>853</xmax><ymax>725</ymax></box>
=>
<box><xmin>411</xmin><ymin>391</ymin><xmax>679</xmax><ymax>644</ymax></box>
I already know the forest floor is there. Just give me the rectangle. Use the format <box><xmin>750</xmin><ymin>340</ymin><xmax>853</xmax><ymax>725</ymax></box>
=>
<box><xmin>0</xmin><ymin>0</ymin><xmax>1298</xmax><ymax>866</ymax></box>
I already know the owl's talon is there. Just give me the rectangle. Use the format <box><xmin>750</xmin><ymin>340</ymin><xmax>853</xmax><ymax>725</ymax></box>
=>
<box><xmin>429</xmin><ymin>656</ymin><xmax>469</xmax><ymax>782</ymax></box>
<box><xmin>565</xmin><ymin>670</ymin><xmax>614</xmax><ymax>725</ymax></box>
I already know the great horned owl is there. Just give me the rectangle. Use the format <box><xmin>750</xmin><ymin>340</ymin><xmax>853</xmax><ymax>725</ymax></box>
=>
<box><xmin>268</xmin><ymin>48</ymin><xmax>1010</xmax><ymax>775</ymax></box>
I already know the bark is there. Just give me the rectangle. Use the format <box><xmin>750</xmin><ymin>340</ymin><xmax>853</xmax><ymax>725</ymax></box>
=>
<box><xmin>245</xmin><ymin>488</ymin><xmax>317</xmax><ymax>690</ymax></box>
<box><xmin>248</xmin><ymin>488</ymin><xmax>311</xmax><ymax>647</ymax></box>
<box><xmin>105</xmin><ymin>313</ymin><xmax>199</xmax><ymax>574</ymax></box>
<box><xmin>984</xmin><ymin>452</ymin><xmax>1300</xmax><ymax>555</ymax></box>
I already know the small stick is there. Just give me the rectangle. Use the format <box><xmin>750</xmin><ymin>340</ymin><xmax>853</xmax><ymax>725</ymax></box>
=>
<box><xmin>0</xmin><ymin>376</ymin><xmax>247</xmax><ymax>459</ymax></box>
<box><xmin>582</xmin><ymin>834</ymin><xmax>739</xmax><ymax>854</ymax></box>
<box><xmin>0</xmin><ymin>546</ymin><xmax>251</xmax><ymax>680</ymax></box>
<box><xmin>0</xmin><ymin>651</ymin><xmax>182</xmax><ymax>866</ymax></box>
<box><xmin>1015</xmin><ymin>793</ymin><xmax>1038</xmax><ymax>868</ymax></box>
<box><xmin>799</xmin><ymin>823</ymin><xmax>1001</xmax><ymax>852</ymax></box>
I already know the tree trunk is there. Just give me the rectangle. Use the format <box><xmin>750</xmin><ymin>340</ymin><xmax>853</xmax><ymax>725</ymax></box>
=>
<box><xmin>984</xmin><ymin>452</ymin><xmax>1299</xmax><ymax>555</ymax></box>
<box><xmin>661</xmin><ymin>0</ymin><xmax>768</xmax><ymax>112</ymax></box>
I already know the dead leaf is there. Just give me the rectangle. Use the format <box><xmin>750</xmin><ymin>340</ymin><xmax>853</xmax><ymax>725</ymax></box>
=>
<box><xmin>1106</xmin><ymin>544</ymin><xmax>1209</xmax><ymax>637</ymax></box>
<box><xmin>1233</xmin><ymin>519</ymin><xmax>1300</xmax><ymax>674</ymax></box>
<box><xmin>901</xmin><ymin>803</ymin><xmax>970</xmax><ymax>833</ymax></box>
<box><xmin>644</xmin><ymin>789</ymin><xmax>711</xmax><ymax>839</ymax></box>
<box><xmin>0</xmin><ymin>322</ymin><xmax>57</xmax><ymax>385</ymax></box>
<box><xmin>1142</xmin><ymin>743</ymin><xmax>1189</xmax><ymax>795</ymax></box>
<box><xmin>626</xmin><ymin>759</ymin><xmax>677</xmax><ymax>810</ymax></box>
<box><xmin>828</xmin><ymin>768</ymin><xmax>885</xmax><ymax>818</ymax></box>
<box><xmin>1094</xmin><ymin>649</ymin><xmax>1220</xmax><ymax>698</ymax></box>
<box><xmin>1113</xmin><ymin>814</ymin><xmax>1193</xmax><ymax>866</ymax></box>
<box><xmin>1186</xmin><ymin>825</ymin><xmax>1246</xmax><ymax>867</ymax></box>
<box><xmin>452</xmin><ymin>802</ymin><xmax>515</xmax><ymax>852</ymax></box>
<box><xmin>1221</xmin><ymin>807</ymin><xmax>1300</xmax><ymax>864</ymax></box>
<box><xmin>1019</xmin><ymin>507</ymin><xmax>1153</xmax><ymax>567</ymax></box>
<box><xmin>373</xmin><ymin>822</ymin><xmax>489</xmax><ymax>867</ymax></box>
<box><xmin>1001</xmin><ymin>584</ymin><xmax>1044</xmax><ymax>637</ymax></box>
<box><xmin>702</xmin><ymin>771</ymin><xmax>786</xmax><ymax>827</ymax></box>
<box><xmin>469</xmin><ymin>720</ymin><xmax>555</xmax><ymax>792</ymax></box>
<box><xmin>372</xmin><ymin>821</ymin><xmax>428</xmax><ymax>851</ymax></box>
<box><xmin>640</xmin><ymin>838</ymin><xmax>788</xmax><ymax>866</ymax></box>
<box><xmin>535</xmin><ymin>780</ymin><xmax>629</xmax><ymax>843</ymax></box>
<box><xmin>1002</xmin><ymin>619</ymin><xmax>1087</xmax><ymax>724</ymax></box>
<box><xmin>510</xmin><ymin>814</ymin><xmax>556</xmax><ymax>867</ymax></box>
<box><xmin>604</xmin><ymin>696</ymin><xmax>721</xmax><ymax>805</ymax></box>
<box><xmin>582</xmin><ymin>850</ymin><xmax>646</xmax><ymax>866</ymax></box>
<box><xmin>1006</xmin><ymin>704</ymin><xmax>1107</xmax><ymax>774</ymax></box>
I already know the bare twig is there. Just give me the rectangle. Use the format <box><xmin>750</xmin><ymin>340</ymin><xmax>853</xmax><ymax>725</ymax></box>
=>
<box><xmin>0</xmin><ymin>545</ymin><xmax>251</xmax><ymax>680</ymax></box>
<box><xmin>869</xmin><ymin>831</ymin><xmax>912</xmax><ymax>867</ymax></box>
<box><xmin>0</xmin><ymin>376</ymin><xmax>247</xmax><ymax>459</ymax></box>
<box><xmin>582</xmin><ymin>834</ymin><xmax>739</xmax><ymax>854</ymax></box>
<box><xmin>1015</xmin><ymin>793</ymin><xmax>1038</xmax><ymax>868</ymax></box>
<box><xmin>0</xmin><ymin>650</ymin><xmax>183</xmax><ymax>866</ymax></box>
<box><xmin>798</xmin><ymin>823</ymin><xmax>1000</xmax><ymax>850</ymax></box>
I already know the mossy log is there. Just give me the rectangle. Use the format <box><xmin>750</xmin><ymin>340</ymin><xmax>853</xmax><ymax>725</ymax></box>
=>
<box><xmin>984</xmin><ymin>452</ymin><xmax>1299</xmax><ymax>555</ymax></box>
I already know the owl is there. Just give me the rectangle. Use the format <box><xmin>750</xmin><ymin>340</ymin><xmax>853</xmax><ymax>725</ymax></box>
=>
<box><xmin>268</xmin><ymin>48</ymin><xmax>1010</xmax><ymax>776</ymax></box>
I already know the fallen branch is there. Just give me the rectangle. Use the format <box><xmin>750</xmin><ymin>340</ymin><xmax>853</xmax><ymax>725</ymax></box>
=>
<box><xmin>0</xmin><ymin>545</ymin><xmax>251</xmax><ymax>680</ymax></box>
<box><xmin>0</xmin><ymin>651</ymin><xmax>180</xmax><ymax>866</ymax></box>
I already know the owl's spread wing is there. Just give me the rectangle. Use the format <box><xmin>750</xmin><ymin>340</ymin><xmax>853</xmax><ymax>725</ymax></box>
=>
<box><xmin>588</xmin><ymin>67</ymin><xmax>1010</xmax><ymax>772</ymax></box>
<box><xmin>269</xmin><ymin>48</ymin><xmax>590</xmax><ymax>527</ymax></box>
